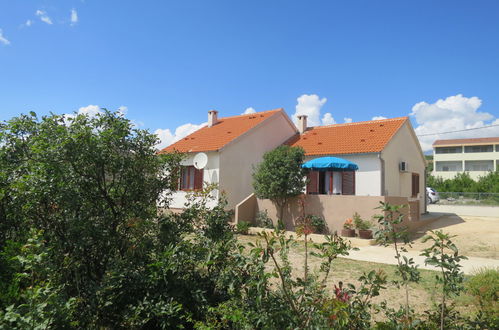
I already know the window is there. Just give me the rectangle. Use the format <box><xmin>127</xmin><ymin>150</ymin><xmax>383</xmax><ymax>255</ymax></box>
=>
<box><xmin>411</xmin><ymin>173</ymin><xmax>419</xmax><ymax>198</ymax></box>
<box><xmin>435</xmin><ymin>146</ymin><xmax>462</xmax><ymax>154</ymax></box>
<box><xmin>435</xmin><ymin>161</ymin><xmax>462</xmax><ymax>172</ymax></box>
<box><xmin>179</xmin><ymin>166</ymin><xmax>203</xmax><ymax>190</ymax></box>
<box><xmin>306</xmin><ymin>170</ymin><xmax>355</xmax><ymax>195</ymax></box>
<box><xmin>464</xmin><ymin>160</ymin><xmax>494</xmax><ymax>171</ymax></box>
<box><xmin>464</xmin><ymin>145</ymin><xmax>493</xmax><ymax>153</ymax></box>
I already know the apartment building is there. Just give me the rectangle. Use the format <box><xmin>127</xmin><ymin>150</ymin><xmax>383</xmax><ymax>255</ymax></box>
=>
<box><xmin>432</xmin><ymin>137</ymin><xmax>499</xmax><ymax>180</ymax></box>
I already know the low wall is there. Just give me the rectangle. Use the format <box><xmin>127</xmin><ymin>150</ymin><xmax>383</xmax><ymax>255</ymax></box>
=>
<box><xmin>235</xmin><ymin>194</ymin><xmax>421</xmax><ymax>233</ymax></box>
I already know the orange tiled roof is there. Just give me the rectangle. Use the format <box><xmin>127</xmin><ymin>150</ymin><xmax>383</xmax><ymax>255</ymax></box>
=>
<box><xmin>159</xmin><ymin>109</ymin><xmax>283</xmax><ymax>153</ymax></box>
<box><xmin>287</xmin><ymin>117</ymin><xmax>408</xmax><ymax>156</ymax></box>
<box><xmin>433</xmin><ymin>136</ymin><xmax>499</xmax><ymax>146</ymax></box>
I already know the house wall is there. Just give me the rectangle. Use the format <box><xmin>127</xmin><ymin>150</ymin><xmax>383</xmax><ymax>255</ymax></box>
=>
<box><xmin>303</xmin><ymin>154</ymin><xmax>382</xmax><ymax>196</ymax></box>
<box><xmin>249</xmin><ymin>194</ymin><xmax>417</xmax><ymax>233</ymax></box>
<box><xmin>168</xmin><ymin>151</ymin><xmax>220</xmax><ymax>209</ymax></box>
<box><xmin>219</xmin><ymin>112</ymin><xmax>297</xmax><ymax>208</ymax></box>
<box><xmin>381</xmin><ymin>122</ymin><xmax>426</xmax><ymax>214</ymax></box>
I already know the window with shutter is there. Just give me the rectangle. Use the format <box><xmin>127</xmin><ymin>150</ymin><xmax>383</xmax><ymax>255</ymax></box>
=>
<box><xmin>194</xmin><ymin>168</ymin><xmax>204</xmax><ymax>190</ymax></box>
<box><xmin>412</xmin><ymin>173</ymin><xmax>419</xmax><ymax>197</ymax></box>
<box><xmin>341</xmin><ymin>171</ymin><xmax>355</xmax><ymax>195</ymax></box>
<box><xmin>306</xmin><ymin>171</ymin><xmax>319</xmax><ymax>194</ymax></box>
<box><xmin>179</xmin><ymin>166</ymin><xmax>203</xmax><ymax>191</ymax></box>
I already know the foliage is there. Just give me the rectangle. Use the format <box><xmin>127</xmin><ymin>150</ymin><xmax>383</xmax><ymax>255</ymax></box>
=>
<box><xmin>255</xmin><ymin>210</ymin><xmax>274</xmax><ymax>229</ymax></box>
<box><xmin>374</xmin><ymin>202</ymin><xmax>420</xmax><ymax>325</ymax></box>
<box><xmin>465</xmin><ymin>267</ymin><xmax>499</xmax><ymax>318</ymax></box>
<box><xmin>353</xmin><ymin>212</ymin><xmax>371</xmax><ymax>230</ymax></box>
<box><xmin>252</xmin><ymin>145</ymin><xmax>306</xmax><ymax>222</ymax></box>
<box><xmin>428</xmin><ymin>170</ymin><xmax>499</xmax><ymax>194</ymax></box>
<box><xmin>0</xmin><ymin>110</ymin><xmax>182</xmax><ymax>327</ymax></box>
<box><xmin>236</xmin><ymin>221</ymin><xmax>251</xmax><ymax>235</ymax></box>
<box><xmin>421</xmin><ymin>230</ymin><xmax>468</xmax><ymax>329</ymax></box>
<box><xmin>309</xmin><ymin>215</ymin><xmax>328</xmax><ymax>234</ymax></box>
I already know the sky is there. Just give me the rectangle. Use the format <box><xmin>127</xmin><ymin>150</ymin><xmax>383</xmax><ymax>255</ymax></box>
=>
<box><xmin>1</xmin><ymin>0</ymin><xmax>499</xmax><ymax>152</ymax></box>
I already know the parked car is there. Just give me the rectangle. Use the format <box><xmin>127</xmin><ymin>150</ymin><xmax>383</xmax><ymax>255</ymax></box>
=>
<box><xmin>426</xmin><ymin>187</ymin><xmax>440</xmax><ymax>204</ymax></box>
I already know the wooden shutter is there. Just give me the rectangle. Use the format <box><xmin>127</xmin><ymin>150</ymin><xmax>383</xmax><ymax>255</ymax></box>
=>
<box><xmin>194</xmin><ymin>168</ymin><xmax>204</xmax><ymax>190</ymax></box>
<box><xmin>342</xmin><ymin>171</ymin><xmax>355</xmax><ymax>195</ymax></box>
<box><xmin>412</xmin><ymin>173</ymin><xmax>419</xmax><ymax>197</ymax></box>
<box><xmin>306</xmin><ymin>171</ymin><xmax>319</xmax><ymax>194</ymax></box>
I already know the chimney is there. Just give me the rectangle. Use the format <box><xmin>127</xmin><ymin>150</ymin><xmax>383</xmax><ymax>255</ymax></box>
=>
<box><xmin>208</xmin><ymin>110</ymin><xmax>218</xmax><ymax>127</ymax></box>
<box><xmin>297</xmin><ymin>115</ymin><xmax>308</xmax><ymax>134</ymax></box>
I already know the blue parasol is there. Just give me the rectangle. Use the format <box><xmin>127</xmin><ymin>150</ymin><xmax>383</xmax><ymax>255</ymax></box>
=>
<box><xmin>301</xmin><ymin>156</ymin><xmax>359</xmax><ymax>171</ymax></box>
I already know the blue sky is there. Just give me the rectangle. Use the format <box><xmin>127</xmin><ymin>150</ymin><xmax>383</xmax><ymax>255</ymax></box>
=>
<box><xmin>1</xmin><ymin>0</ymin><xmax>499</xmax><ymax>151</ymax></box>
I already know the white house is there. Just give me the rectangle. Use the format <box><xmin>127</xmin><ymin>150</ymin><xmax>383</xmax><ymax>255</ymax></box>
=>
<box><xmin>160</xmin><ymin>109</ymin><xmax>427</xmax><ymax>226</ymax></box>
<box><xmin>432</xmin><ymin>137</ymin><xmax>499</xmax><ymax>180</ymax></box>
<box><xmin>287</xmin><ymin>115</ymin><xmax>427</xmax><ymax>215</ymax></box>
<box><xmin>159</xmin><ymin>109</ymin><xmax>298</xmax><ymax>209</ymax></box>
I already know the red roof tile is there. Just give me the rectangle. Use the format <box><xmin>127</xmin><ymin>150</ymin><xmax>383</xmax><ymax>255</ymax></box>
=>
<box><xmin>159</xmin><ymin>109</ymin><xmax>283</xmax><ymax>153</ymax></box>
<box><xmin>433</xmin><ymin>137</ymin><xmax>499</xmax><ymax>146</ymax></box>
<box><xmin>287</xmin><ymin>117</ymin><xmax>408</xmax><ymax>156</ymax></box>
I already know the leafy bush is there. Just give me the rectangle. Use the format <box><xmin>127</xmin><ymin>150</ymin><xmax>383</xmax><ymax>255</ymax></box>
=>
<box><xmin>308</xmin><ymin>215</ymin><xmax>328</xmax><ymax>234</ymax></box>
<box><xmin>236</xmin><ymin>221</ymin><xmax>251</xmax><ymax>235</ymax></box>
<box><xmin>255</xmin><ymin>210</ymin><xmax>274</xmax><ymax>229</ymax></box>
<box><xmin>428</xmin><ymin>170</ymin><xmax>499</xmax><ymax>193</ymax></box>
<box><xmin>353</xmin><ymin>212</ymin><xmax>371</xmax><ymax>230</ymax></box>
<box><xmin>466</xmin><ymin>267</ymin><xmax>499</xmax><ymax>317</ymax></box>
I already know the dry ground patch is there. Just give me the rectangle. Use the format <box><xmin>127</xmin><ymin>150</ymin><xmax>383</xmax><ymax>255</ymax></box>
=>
<box><xmin>408</xmin><ymin>214</ymin><xmax>499</xmax><ymax>259</ymax></box>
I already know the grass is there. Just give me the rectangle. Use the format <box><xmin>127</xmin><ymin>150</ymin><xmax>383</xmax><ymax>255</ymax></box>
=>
<box><xmin>237</xmin><ymin>234</ymin><xmax>482</xmax><ymax>316</ymax></box>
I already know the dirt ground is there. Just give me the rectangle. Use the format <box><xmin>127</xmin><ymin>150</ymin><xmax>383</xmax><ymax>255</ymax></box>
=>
<box><xmin>409</xmin><ymin>213</ymin><xmax>499</xmax><ymax>259</ymax></box>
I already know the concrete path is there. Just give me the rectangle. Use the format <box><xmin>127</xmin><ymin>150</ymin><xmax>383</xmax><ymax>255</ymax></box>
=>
<box><xmin>341</xmin><ymin>245</ymin><xmax>499</xmax><ymax>275</ymax></box>
<box><xmin>428</xmin><ymin>204</ymin><xmax>499</xmax><ymax>217</ymax></box>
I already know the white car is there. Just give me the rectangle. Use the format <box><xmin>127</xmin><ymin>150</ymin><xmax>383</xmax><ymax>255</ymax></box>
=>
<box><xmin>426</xmin><ymin>187</ymin><xmax>440</xmax><ymax>204</ymax></box>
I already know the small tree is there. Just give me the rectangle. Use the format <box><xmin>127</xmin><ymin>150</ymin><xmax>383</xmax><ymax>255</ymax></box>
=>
<box><xmin>252</xmin><ymin>145</ymin><xmax>306</xmax><ymax>225</ymax></box>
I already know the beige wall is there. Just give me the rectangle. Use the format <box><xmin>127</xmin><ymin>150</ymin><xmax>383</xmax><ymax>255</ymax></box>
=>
<box><xmin>248</xmin><ymin>194</ymin><xmax>416</xmax><ymax>233</ymax></box>
<box><xmin>381</xmin><ymin>122</ymin><xmax>426</xmax><ymax>214</ymax></box>
<box><xmin>219</xmin><ymin>112</ymin><xmax>297</xmax><ymax>208</ymax></box>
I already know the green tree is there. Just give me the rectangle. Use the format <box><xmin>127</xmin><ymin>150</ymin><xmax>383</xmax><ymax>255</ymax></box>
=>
<box><xmin>252</xmin><ymin>145</ymin><xmax>306</xmax><ymax>224</ymax></box>
<box><xmin>0</xmin><ymin>110</ymin><xmax>182</xmax><ymax>326</ymax></box>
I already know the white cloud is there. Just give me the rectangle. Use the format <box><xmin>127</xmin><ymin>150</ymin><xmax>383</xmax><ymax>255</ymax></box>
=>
<box><xmin>0</xmin><ymin>29</ymin><xmax>10</xmax><ymax>45</ymax></box>
<box><xmin>242</xmin><ymin>107</ymin><xmax>256</xmax><ymax>115</ymax></box>
<box><xmin>70</xmin><ymin>9</ymin><xmax>78</xmax><ymax>26</ymax></box>
<box><xmin>77</xmin><ymin>104</ymin><xmax>101</xmax><ymax>116</ymax></box>
<box><xmin>321</xmin><ymin>113</ymin><xmax>336</xmax><ymax>125</ymax></box>
<box><xmin>372</xmin><ymin>116</ymin><xmax>387</xmax><ymax>121</ymax></box>
<box><xmin>25</xmin><ymin>20</ymin><xmax>33</xmax><ymax>27</ymax></box>
<box><xmin>343</xmin><ymin>117</ymin><xmax>353</xmax><ymax>123</ymax></box>
<box><xmin>410</xmin><ymin>94</ymin><xmax>499</xmax><ymax>152</ymax></box>
<box><xmin>292</xmin><ymin>94</ymin><xmax>329</xmax><ymax>127</ymax></box>
<box><xmin>154</xmin><ymin>122</ymin><xmax>207</xmax><ymax>150</ymax></box>
<box><xmin>36</xmin><ymin>10</ymin><xmax>53</xmax><ymax>25</ymax></box>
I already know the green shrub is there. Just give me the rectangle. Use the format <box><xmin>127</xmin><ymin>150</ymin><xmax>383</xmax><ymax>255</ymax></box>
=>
<box><xmin>308</xmin><ymin>215</ymin><xmax>328</xmax><ymax>234</ymax></box>
<box><xmin>255</xmin><ymin>210</ymin><xmax>274</xmax><ymax>229</ymax></box>
<box><xmin>236</xmin><ymin>221</ymin><xmax>251</xmax><ymax>235</ymax></box>
<box><xmin>353</xmin><ymin>212</ymin><xmax>371</xmax><ymax>230</ymax></box>
<box><xmin>466</xmin><ymin>267</ymin><xmax>499</xmax><ymax>316</ymax></box>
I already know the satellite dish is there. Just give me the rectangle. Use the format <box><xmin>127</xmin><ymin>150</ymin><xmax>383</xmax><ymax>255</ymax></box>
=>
<box><xmin>193</xmin><ymin>152</ymin><xmax>208</xmax><ymax>169</ymax></box>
